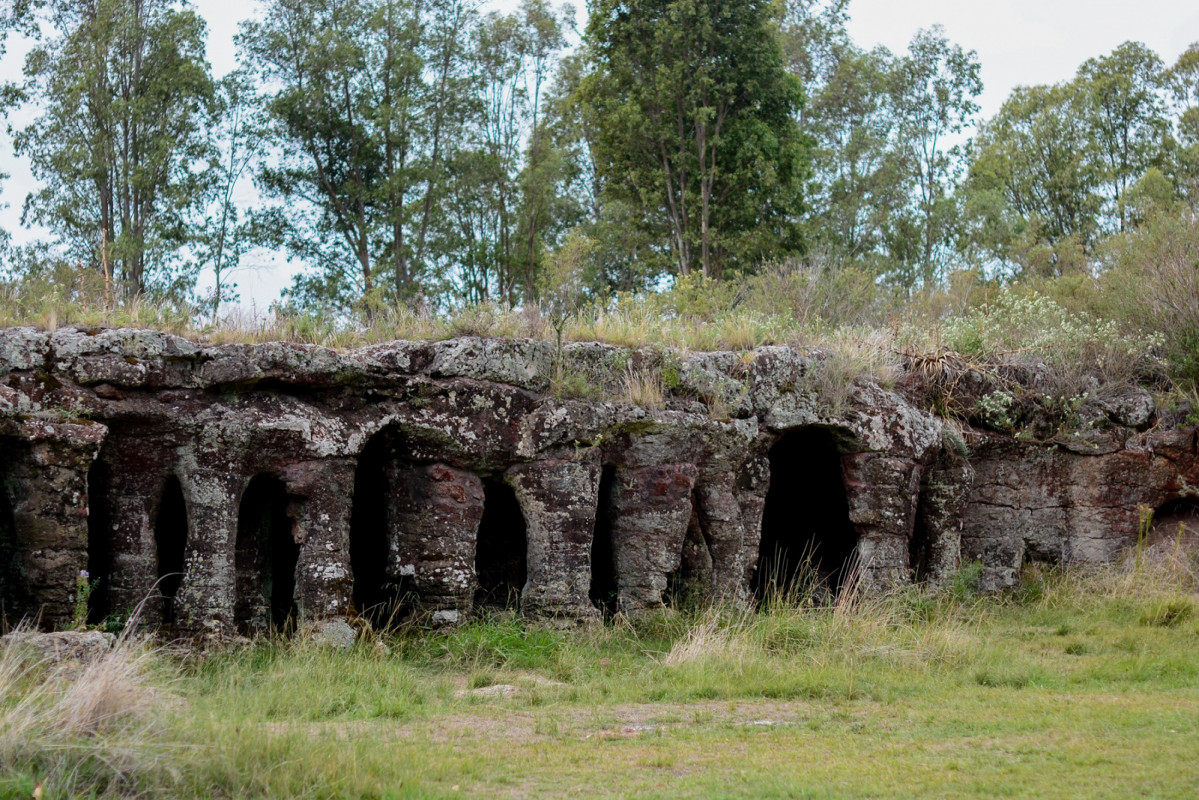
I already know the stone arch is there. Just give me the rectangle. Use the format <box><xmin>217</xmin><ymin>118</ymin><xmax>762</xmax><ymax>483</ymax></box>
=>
<box><xmin>235</xmin><ymin>474</ymin><xmax>299</xmax><ymax>634</ymax></box>
<box><xmin>755</xmin><ymin>427</ymin><xmax>857</xmax><ymax>603</ymax></box>
<box><xmin>588</xmin><ymin>465</ymin><xmax>618</xmax><ymax>617</ymax></box>
<box><xmin>153</xmin><ymin>475</ymin><xmax>188</xmax><ymax>625</ymax></box>
<box><xmin>351</xmin><ymin>423</ymin><xmax>489</xmax><ymax>626</ymax></box>
<box><xmin>474</xmin><ymin>478</ymin><xmax>528</xmax><ymax>611</ymax></box>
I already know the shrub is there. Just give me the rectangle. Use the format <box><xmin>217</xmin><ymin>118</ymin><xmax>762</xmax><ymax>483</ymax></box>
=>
<box><xmin>942</xmin><ymin>289</ymin><xmax>1165</xmax><ymax>406</ymax></box>
<box><xmin>1102</xmin><ymin>208</ymin><xmax>1199</xmax><ymax>389</ymax></box>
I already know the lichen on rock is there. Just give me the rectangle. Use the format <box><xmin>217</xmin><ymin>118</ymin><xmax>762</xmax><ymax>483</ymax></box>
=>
<box><xmin>0</xmin><ymin>326</ymin><xmax>1195</xmax><ymax>638</ymax></box>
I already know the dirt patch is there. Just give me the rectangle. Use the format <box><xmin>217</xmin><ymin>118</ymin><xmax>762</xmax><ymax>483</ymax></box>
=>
<box><xmin>264</xmin><ymin>696</ymin><xmax>882</xmax><ymax>747</ymax></box>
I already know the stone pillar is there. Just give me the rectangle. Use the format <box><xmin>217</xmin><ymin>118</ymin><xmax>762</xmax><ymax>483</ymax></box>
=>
<box><xmin>0</xmin><ymin>421</ymin><xmax>105</xmax><ymax>629</ymax></box>
<box><xmin>735</xmin><ymin>455</ymin><xmax>770</xmax><ymax>589</ymax></box>
<box><xmin>506</xmin><ymin>458</ymin><xmax>601</xmax><ymax>623</ymax></box>
<box><xmin>172</xmin><ymin>468</ymin><xmax>241</xmax><ymax>638</ymax></box>
<box><xmin>386</xmin><ymin>462</ymin><xmax>484</xmax><ymax>625</ymax></box>
<box><xmin>915</xmin><ymin>456</ymin><xmax>974</xmax><ymax>588</ymax></box>
<box><xmin>841</xmin><ymin>452</ymin><xmax>922</xmax><ymax>592</ymax></box>
<box><xmin>101</xmin><ymin>441</ymin><xmax>172</xmax><ymax>618</ymax></box>
<box><xmin>608</xmin><ymin>463</ymin><xmax>697</xmax><ymax>615</ymax></box>
<box><xmin>959</xmin><ymin>444</ymin><xmax>1055</xmax><ymax>591</ymax></box>
<box><xmin>673</xmin><ymin>504</ymin><xmax>715</xmax><ymax>605</ymax></box>
<box><xmin>694</xmin><ymin>472</ymin><xmax>759</xmax><ymax>603</ymax></box>
<box><xmin>283</xmin><ymin>458</ymin><xmax>357</xmax><ymax>623</ymax></box>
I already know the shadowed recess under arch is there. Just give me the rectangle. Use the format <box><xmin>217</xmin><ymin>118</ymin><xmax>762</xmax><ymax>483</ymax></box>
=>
<box><xmin>154</xmin><ymin>475</ymin><xmax>188</xmax><ymax>625</ymax></box>
<box><xmin>474</xmin><ymin>477</ymin><xmax>528</xmax><ymax>611</ymax></box>
<box><xmin>756</xmin><ymin>427</ymin><xmax>857</xmax><ymax>603</ymax></box>
<box><xmin>235</xmin><ymin>474</ymin><xmax>298</xmax><ymax>633</ymax></box>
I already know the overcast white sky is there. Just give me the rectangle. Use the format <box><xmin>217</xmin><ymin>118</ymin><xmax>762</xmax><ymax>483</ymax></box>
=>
<box><xmin>2</xmin><ymin>0</ymin><xmax>1197</xmax><ymax>307</ymax></box>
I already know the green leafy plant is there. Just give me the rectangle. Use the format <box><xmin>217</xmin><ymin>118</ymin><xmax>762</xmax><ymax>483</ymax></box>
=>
<box><xmin>72</xmin><ymin>570</ymin><xmax>94</xmax><ymax>631</ymax></box>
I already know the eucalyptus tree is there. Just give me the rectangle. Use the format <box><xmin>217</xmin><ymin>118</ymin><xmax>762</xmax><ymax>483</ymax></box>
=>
<box><xmin>778</xmin><ymin>0</ymin><xmax>850</xmax><ymax>121</ymax></box>
<box><xmin>1076</xmin><ymin>41</ymin><xmax>1168</xmax><ymax>232</ymax></box>
<box><xmin>515</xmin><ymin>0</ymin><xmax>570</xmax><ymax>302</ymax></box>
<box><xmin>963</xmin><ymin>82</ymin><xmax>1104</xmax><ymax>275</ymax></box>
<box><xmin>882</xmin><ymin>25</ymin><xmax>981</xmax><ymax>293</ymax></box>
<box><xmin>1167</xmin><ymin>43</ymin><xmax>1199</xmax><ymax>206</ymax></box>
<box><xmin>442</xmin><ymin>9</ymin><xmax>531</xmax><ymax>305</ymax></box>
<box><xmin>241</xmin><ymin>0</ymin><xmax>475</xmax><ymax>309</ymax></box>
<box><xmin>579</xmin><ymin>0</ymin><xmax>809</xmax><ymax>280</ymax></box>
<box><xmin>0</xmin><ymin>0</ymin><xmax>28</xmax><ymax>236</ymax></box>
<box><xmin>801</xmin><ymin>43</ymin><xmax>905</xmax><ymax>268</ymax></box>
<box><xmin>14</xmin><ymin>0</ymin><xmax>216</xmax><ymax>299</ymax></box>
<box><xmin>194</xmin><ymin>69</ymin><xmax>267</xmax><ymax>320</ymax></box>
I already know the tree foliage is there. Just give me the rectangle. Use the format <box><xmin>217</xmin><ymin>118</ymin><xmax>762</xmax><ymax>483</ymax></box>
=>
<box><xmin>962</xmin><ymin>40</ymin><xmax>1183</xmax><ymax>279</ymax></box>
<box><xmin>580</xmin><ymin>0</ymin><xmax>809</xmax><ymax>280</ymax></box>
<box><xmin>1</xmin><ymin>0</ymin><xmax>1196</xmax><ymax>324</ymax></box>
<box><xmin>14</xmin><ymin>0</ymin><xmax>215</xmax><ymax>299</ymax></box>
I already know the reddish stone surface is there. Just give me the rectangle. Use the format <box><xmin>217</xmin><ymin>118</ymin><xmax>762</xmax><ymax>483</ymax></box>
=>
<box><xmin>1</xmin><ymin>327</ymin><xmax>1194</xmax><ymax>636</ymax></box>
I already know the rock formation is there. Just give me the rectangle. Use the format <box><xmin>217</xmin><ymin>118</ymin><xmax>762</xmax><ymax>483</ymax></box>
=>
<box><xmin>0</xmin><ymin>327</ymin><xmax>1196</xmax><ymax>636</ymax></box>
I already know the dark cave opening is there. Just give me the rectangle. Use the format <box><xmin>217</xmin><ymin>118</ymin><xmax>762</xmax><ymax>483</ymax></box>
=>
<box><xmin>235</xmin><ymin>474</ymin><xmax>298</xmax><ymax>633</ymax></box>
<box><xmin>755</xmin><ymin>428</ymin><xmax>857</xmax><ymax>603</ymax></box>
<box><xmin>909</xmin><ymin>501</ymin><xmax>931</xmax><ymax>583</ymax></box>
<box><xmin>0</xmin><ymin>460</ymin><xmax>24</xmax><ymax>630</ymax></box>
<box><xmin>349</xmin><ymin>429</ymin><xmax>418</xmax><ymax>626</ymax></box>
<box><xmin>153</xmin><ymin>475</ymin><xmax>188</xmax><ymax>625</ymax></box>
<box><xmin>85</xmin><ymin>460</ymin><xmax>112</xmax><ymax>626</ymax></box>
<box><xmin>589</xmin><ymin>465</ymin><xmax>618</xmax><ymax>617</ymax></box>
<box><xmin>1147</xmin><ymin>497</ymin><xmax>1199</xmax><ymax>553</ymax></box>
<box><xmin>350</xmin><ymin>432</ymin><xmax>389</xmax><ymax>619</ymax></box>
<box><xmin>474</xmin><ymin>478</ymin><xmax>528</xmax><ymax>610</ymax></box>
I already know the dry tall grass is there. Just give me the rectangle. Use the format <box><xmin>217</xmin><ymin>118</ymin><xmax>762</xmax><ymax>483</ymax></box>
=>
<box><xmin>620</xmin><ymin>363</ymin><xmax>666</xmax><ymax>408</ymax></box>
<box><xmin>0</xmin><ymin>626</ymin><xmax>176</xmax><ymax>796</ymax></box>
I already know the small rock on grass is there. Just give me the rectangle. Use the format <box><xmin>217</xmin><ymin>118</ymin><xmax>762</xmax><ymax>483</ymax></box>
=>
<box><xmin>1</xmin><ymin>630</ymin><xmax>115</xmax><ymax>664</ymax></box>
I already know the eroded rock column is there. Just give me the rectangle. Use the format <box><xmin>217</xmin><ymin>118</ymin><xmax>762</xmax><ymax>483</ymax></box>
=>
<box><xmin>841</xmin><ymin>452</ymin><xmax>922</xmax><ymax>592</ymax></box>
<box><xmin>387</xmin><ymin>462</ymin><xmax>484</xmax><ymax>625</ymax></box>
<box><xmin>172</xmin><ymin>468</ymin><xmax>241</xmax><ymax>637</ymax></box>
<box><xmin>914</xmin><ymin>455</ymin><xmax>974</xmax><ymax>588</ymax></box>
<box><xmin>283</xmin><ymin>458</ymin><xmax>356</xmax><ymax>622</ymax></box>
<box><xmin>506</xmin><ymin>458</ymin><xmax>601</xmax><ymax>622</ymax></box>
<box><xmin>0</xmin><ymin>421</ymin><xmax>104</xmax><ymax>628</ymax></box>
<box><xmin>607</xmin><ymin>463</ymin><xmax>697</xmax><ymax>615</ymax></box>
<box><xmin>694</xmin><ymin>474</ymin><xmax>753</xmax><ymax>602</ymax></box>
<box><xmin>98</xmin><ymin>442</ymin><xmax>172</xmax><ymax>618</ymax></box>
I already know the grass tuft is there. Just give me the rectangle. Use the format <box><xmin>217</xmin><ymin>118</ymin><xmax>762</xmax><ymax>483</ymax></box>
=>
<box><xmin>4</xmin><ymin>558</ymin><xmax>1199</xmax><ymax>796</ymax></box>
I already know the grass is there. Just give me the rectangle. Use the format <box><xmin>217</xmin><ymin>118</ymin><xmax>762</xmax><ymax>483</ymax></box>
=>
<box><xmin>4</xmin><ymin>261</ymin><xmax>1189</xmax><ymax>433</ymax></box>
<box><xmin>3</xmin><ymin>556</ymin><xmax>1199</xmax><ymax>798</ymax></box>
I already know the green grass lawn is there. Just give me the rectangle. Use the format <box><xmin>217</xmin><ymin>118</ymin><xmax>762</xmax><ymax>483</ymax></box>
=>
<box><xmin>4</xmin><ymin>563</ymin><xmax>1199</xmax><ymax>798</ymax></box>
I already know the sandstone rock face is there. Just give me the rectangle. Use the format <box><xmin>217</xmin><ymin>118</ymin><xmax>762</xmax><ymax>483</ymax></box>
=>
<box><xmin>0</xmin><ymin>326</ymin><xmax>1195</xmax><ymax>636</ymax></box>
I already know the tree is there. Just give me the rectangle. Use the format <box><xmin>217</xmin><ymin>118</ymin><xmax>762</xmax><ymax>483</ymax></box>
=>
<box><xmin>580</xmin><ymin>0</ymin><xmax>809</xmax><ymax>280</ymax></box>
<box><xmin>14</xmin><ymin>0</ymin><xmax>215</xmax><ymax>299</ymax></box>
<box><xmin>0</xmin><ymin>0</ymin><xmax>29</xmax><ymax>234</ymax></box>
<box><xmin>1166</xmin><ymin>42</ymin><xmax>1199</xmax><ymax>207</ymax></box>
<box><xmin>1076</xmin><ymin>41</ymin><xmax>1169</xmax><ymax>232</ymax></box>
<box><xmin>515</xmin><ymin>0</ymin><xmax>570</xmax><ymax>303</ymax></box>
<box><xmin>533</xmin><ymin>50</ymin><xmax>663</xmax><ymax>296</ymax></box>
<box><xmin>883</xmin><ymin>26</ymin><xmax>981</xmax><ymax>292</ymax></box>
<box><xmin>435</xmin><ymin>0</ymin><xmax>573</xmax><ymax>307</ymax></box>
<box><xmin>963</xmin><ymin>82</ymin><xmax>1103</xmax><ymax>276</ymax></box>
<box><xmin>194</xmin><ymin>70</ymin><xmax>266</xmax><ymax>321</ymax></box>
<box><xmin>801</xmin><ymin>42</ymin><xmax>904</xmax><ymax>267</ymax></box>
<box><xmin>241</xmin><ymin>0</ymin><xmax>474</xmax><ymax>311</ymax></box>
<box><xmin>778</xmin><ymin>0</ymin><xmax>850</xmax><ymax>118</ymax></box>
